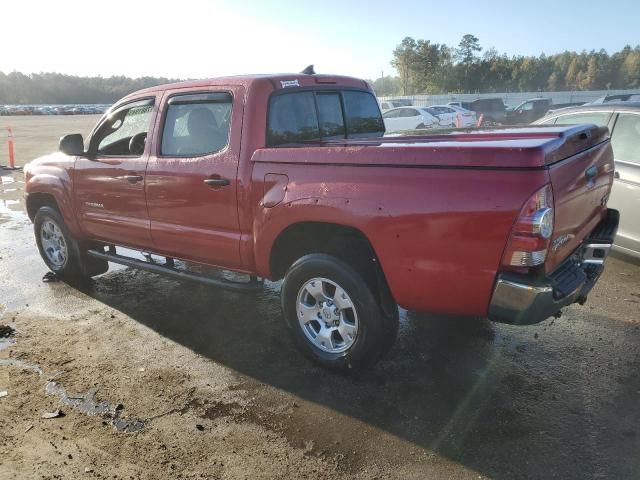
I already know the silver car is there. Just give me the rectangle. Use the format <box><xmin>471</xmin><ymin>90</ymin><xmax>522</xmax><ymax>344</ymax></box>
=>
<box><xmin>535</xmin><ymin>103</ymin><xmax>640</xmax><ymax>259</ymax></box>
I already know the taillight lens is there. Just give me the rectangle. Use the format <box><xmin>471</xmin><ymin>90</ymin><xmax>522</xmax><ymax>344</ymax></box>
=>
<box><xmin>502</xmin><ymin>184</ymin><xmax>554</xmax><ymax>269</ymax></box>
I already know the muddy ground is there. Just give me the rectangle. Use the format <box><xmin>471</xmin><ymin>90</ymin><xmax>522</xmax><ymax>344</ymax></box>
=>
<box><xmin>1</xmin><ymin>118</ymin><xmax>640</xmax><ymax>479</ymax></box>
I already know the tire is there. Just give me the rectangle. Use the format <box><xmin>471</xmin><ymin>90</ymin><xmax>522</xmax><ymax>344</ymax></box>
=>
<box><xmin>34</xmin><ymin>206</ymin><xmax>107</xmax><ymax>279</ymax></box>
<box><xmin>281</xmin><ymin>253</ymin><xmax>398</xmax><ymax>371</ymax></box>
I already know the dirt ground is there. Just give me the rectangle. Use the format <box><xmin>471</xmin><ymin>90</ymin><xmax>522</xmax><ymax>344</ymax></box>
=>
<box><xmin>1</xmin><ymin>118</ymin><xmax>640</xmax><ymax>479</ymax></box>
<box><xmin>0</xmin><ymin>115</ymin><xmax>100</xmax><ymax>167</ymax></box>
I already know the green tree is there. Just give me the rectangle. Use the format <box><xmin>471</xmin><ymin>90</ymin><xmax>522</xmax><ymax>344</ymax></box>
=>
<box><xmin>455</xmin><ymin>34</ymin><xmax>482</xmax><ymax>64</ymax></box>
<box><xmin>391</xmin><ymin>37</ymin><xmax>418</xmax><ymax>95</ymax></box>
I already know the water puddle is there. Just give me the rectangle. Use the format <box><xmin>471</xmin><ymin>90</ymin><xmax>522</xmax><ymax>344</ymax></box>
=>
<box><xmin>0</xmin><ymin>199</ymin><xmax>28</xmax><ymax>225</ymax></box>
<box><xmin>0</xmin><ymin>358</ymin><xmax>42</xmax><ymax>374</ymax></box>
<box><xmin>45</xmin><ymin>381</ymin><xmax>146</xmax><ymax>433</ymax></box>
<box><xmin>0</xmin><ymin>318</ymin><xmax>16</xmax><ymax>352</ymax></box>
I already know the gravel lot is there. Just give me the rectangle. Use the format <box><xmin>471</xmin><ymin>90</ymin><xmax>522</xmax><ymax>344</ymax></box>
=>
<box><xmin>1</xmin><ymin>117</ymin><xmax>639</xmax><ymax>479</ymax></box>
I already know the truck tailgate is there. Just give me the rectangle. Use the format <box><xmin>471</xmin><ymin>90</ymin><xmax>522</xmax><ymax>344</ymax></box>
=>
<box><xmin>545</xmin><ymin>135</ymin><xmax>615</xmax><ymax>273</ymax></box>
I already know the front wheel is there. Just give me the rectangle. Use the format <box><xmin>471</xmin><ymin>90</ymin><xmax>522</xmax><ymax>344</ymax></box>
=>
<box><xmin>281</xmin><ymin>254</ymin><xmax>398</xmax><ymax>371</ymax></box>
<box><xmin>34</xmin><ymin>206</ymin><xmax>107</xmax><ymax>279</ymax></box>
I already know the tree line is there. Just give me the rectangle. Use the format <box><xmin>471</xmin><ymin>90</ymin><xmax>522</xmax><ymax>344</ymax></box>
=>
<box><xmin>0</xmin><ymin>71</ymin><xmax>179</xmax><ymax>104</ymax></box>
<box><xmin>372</xmin><ymin>34</ymin><xmax>640</xmax><ymax>96</ymax></box>
<box><xmin>2</xmin><ymin>35</ymin><xmax>640</xmax><ymax>103</ymax></box>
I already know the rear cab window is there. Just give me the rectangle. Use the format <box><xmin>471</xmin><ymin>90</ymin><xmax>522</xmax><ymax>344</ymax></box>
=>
<box><xmin>267</xmin><ymin>89</ymin><xmax>383</xmax><ymax>146</ymax></box>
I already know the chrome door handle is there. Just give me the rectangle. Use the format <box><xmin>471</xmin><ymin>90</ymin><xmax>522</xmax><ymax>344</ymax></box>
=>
<box><xmin>203</xmin><ymin>178</ymin><xmax>230</xmax><ymax>188</ymax></box>
<box><xmin>116</xmin><ymin>175</ymin><xmax>144</xmax><ymax>183</ymax></box>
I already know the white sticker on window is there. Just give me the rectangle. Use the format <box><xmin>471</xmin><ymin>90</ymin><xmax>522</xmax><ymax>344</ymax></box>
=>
<box><xmin>280</xmin><ymin>80</ymin><xmax>300</xmax><ymax>88</ymax></box>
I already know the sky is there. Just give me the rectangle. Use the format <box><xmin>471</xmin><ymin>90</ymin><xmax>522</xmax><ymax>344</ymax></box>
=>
<box><xmin>1</xmin><ymin>0</ymin><xmax>638</xmax><ymax>80</ymax></box>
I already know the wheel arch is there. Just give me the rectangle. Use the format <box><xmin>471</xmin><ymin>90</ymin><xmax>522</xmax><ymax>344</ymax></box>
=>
<box><xmin>25</xmin><ymin>174</ymin><xmax>81</xmax><ymax>237</ymax></box>
<box><xmin>268</xmin><ymin>221</ymin><xmax>396</xmax><ymax>313</ymax></box>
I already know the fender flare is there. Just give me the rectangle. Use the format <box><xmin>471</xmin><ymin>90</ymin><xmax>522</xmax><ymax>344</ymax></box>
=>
<box><xmin>25</xmin><ymin>173</ymin><xmax>82</xmax><ymax>237</ymax></box>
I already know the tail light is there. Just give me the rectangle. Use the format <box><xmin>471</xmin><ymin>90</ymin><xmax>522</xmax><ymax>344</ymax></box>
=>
<box><xmin>502</xmin><ymin>184</ymin><xmax>554</xmax><ymax>269</ymax></box>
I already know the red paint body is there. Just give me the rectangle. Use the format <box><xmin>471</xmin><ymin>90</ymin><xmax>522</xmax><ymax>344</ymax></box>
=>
<box><xmin>24</xmin><ymin>74</ymin><xmax>615</xmax><ymax>317</ymax></box>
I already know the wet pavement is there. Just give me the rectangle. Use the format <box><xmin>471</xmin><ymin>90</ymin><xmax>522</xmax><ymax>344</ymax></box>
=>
<box><xmin>1</xmin><ymin>168</ymin><xmax>640</xmax><ymax>479</ymax></box>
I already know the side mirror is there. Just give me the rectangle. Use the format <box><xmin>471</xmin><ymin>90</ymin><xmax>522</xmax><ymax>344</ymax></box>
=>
<box><xmin>59</xmin><ymin>134</ymin><xmax>85</xmax><ymax>156</ymax></box>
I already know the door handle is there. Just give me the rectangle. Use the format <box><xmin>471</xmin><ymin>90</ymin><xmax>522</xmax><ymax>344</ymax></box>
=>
<box><xmin>203</xmin><ymin>178</ymin><xmax>230</xmax><ymax>188</ymax></box>
<box><xmin>116</xmin><ymin>175</ymin><xmax>144</xmax><ymax>183</ymax></box>
<box><xmin>585</xmin><ymin>166</ymin><xmax>597</xmax><ymax>180</ymax></box>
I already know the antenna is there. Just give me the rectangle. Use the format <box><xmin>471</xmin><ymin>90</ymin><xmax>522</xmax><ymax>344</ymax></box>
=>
<box><xmin>300</xmin><ymin>65</ymin><xmax>315</xmax><ymax>75</ymax></box>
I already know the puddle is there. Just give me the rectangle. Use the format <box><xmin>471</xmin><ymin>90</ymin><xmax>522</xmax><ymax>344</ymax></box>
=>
<box><xmin>0</xmin><ymin>358</ymin><xmax>42</xmax><ymax>374</ymax></box>
<box><xmin>0</xmin><ymin>314</ymin><xmax>16</xmax><ymax>352</ymax></box>
<box><xmin>0</xmin><ymin>199</ymin><xmax>28</xmax><ymax>224</ymax></box>
<box><xmin>45</xmin><ymin>381</ymin><xmax>146</xmax><ymax>433</ymax></box>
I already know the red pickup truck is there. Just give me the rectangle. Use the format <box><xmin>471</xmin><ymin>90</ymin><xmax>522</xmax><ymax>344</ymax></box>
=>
<box><xmin>24</xmin><ymin>72</ymin><xmax>619</xmax><ymax>370</ymax></box>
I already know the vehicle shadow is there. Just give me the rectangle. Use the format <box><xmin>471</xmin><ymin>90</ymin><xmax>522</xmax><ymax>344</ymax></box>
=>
<box><xmin>70</xmin><ymin>268</ymin><xmax>639</xmax><ymax>480</ymax></box>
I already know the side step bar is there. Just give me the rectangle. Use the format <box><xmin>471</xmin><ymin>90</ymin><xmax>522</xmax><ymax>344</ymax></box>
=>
<box><xmin>87</xmin><ymin>248</ymin><xmax>263</xmax><ymax>292</ymax></box>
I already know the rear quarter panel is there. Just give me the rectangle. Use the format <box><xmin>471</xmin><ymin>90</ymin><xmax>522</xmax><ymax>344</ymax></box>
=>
<box><xmin>251</xmin><ymin>155</ymin><xmax>549</xmax><ymax>316</ymax></box>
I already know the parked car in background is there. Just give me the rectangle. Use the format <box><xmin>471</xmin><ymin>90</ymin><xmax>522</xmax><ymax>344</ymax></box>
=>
<box><xmin>379</xmin><ymin>99</ymin><xmax>413</xmax><ymax>112</ymax></box>
<box><xmin>426</xmin><ymin>105</ymin><xmax>476</xmax><ymax>127</ymax></box>
<box><xmin>507</xmin><ymin>98</ymin><xmax>552</xmax><ymax>124</ymax></box>
<box><xmin>586</xmin><ymin>93</ymin><xmax>640</xmax><ymax>105</ymax></box>
<box><xmin>382</xmin><ymin>106</ymin><xmax>438</xmax><ymax>132</ymax></box>
<box><xmin>535</xmin><ymin>103</ymin><xmax>640</xmax><ymax>258</ymax></box>
<box><xmin>545</xmin><ymin>102</ymin><xmax>586</xmax><ymax>115</ymax></box>
<box><xmin>459</xmin><ymin>98</ymin><xmax>507</xmax><ymax>124</ymax></box>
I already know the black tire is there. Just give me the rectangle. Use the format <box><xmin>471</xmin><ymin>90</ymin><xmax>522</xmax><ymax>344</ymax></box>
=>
<box><xmin>281</xmin><ymin>253</ymin><xmax>398</xmax><ymax>371</ymax></box>
<box><xmin>34</xmin><ymin>206</ymin><xmax>108</xmax><ymax>279</ymax></box>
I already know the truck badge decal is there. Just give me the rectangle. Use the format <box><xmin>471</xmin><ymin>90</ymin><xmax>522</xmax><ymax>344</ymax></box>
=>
<box><xmin>552</xmin><ymin>234</ymin><xmax>571</xmax><ymax>252</ymax></box>
<box><xmin>280</xmin><ymin>80</ymin><xmax>300</xmax><ymax>88</ymax></box>
<box><xmin>85</xmin><ymin>202</ymin><xmax>104</xmax><ymax>209</ymax></box>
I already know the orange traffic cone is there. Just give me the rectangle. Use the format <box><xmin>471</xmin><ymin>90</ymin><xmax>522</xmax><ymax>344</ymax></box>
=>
<box><xmin>2</xmin><ymin>126</ymin><xmax>20</xmax><ymax>170</ymax></box>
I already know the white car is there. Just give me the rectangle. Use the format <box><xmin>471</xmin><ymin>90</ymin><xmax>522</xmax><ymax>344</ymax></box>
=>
<box><xmin>426</xmin><ymin>105</ymin><xmax>477</xmax><ymax>127</ymax></box>
<box><xmin>379</xmin><ymin>99</ymin><xmax>413</xmax><ymax>112</ymax></box>
<box><xmin>382</xmin><ymin>107</ymin><xmax>439</xmax><ymax>132</ymax></box>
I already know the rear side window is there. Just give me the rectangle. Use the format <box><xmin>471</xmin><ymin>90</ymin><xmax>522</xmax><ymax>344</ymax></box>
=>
<box><xmin>554</xmin><ymin>112</ymin><xmax>610</xmax><ymax>126</ymax></box>
<box><xmin>343</xmin><ymin>91</ymin><xmax>385</xmax><ymax>137</ymax></box>
<box><xmin>267</xmin><ymin>90</ymin><xmax>383</xmax><ymax>146</ymax></box>
<box><xmin>267</xmin><ymin>92</ymin><xmax>320</xmax><ymax>146</ymax></box>
<box><xmin>161</xmin><ymin>92</ymin><xmax>232</xmax><ymax>156</ymax></box>
<box><xmin>611</xmin><ymin>113</ymin><xmax>640</xmax><ymax>164</ymax></box>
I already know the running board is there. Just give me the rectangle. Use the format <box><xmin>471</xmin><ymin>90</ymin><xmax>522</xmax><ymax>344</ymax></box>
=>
<box><xmin>87</xmin><ymin>248</ymin><xmax>263</xmax><ymax>292</ymax></box>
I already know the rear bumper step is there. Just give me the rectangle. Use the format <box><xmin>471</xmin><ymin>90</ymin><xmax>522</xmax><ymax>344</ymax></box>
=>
<box><xmin>488</xmin><ymin>208</ymin><xmax>619</xmax><ymax>325</ymax></box>
<box><xmin>87</xmin><ymin>248</ymin><xmax>263</xmax><ymax>292</ymax></box>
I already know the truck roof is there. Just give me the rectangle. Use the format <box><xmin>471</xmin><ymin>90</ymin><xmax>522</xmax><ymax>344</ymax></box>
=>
<box><xmin>129</xmin><ymin>73</ymin><xmax>370</xmax><ymax>97</ymax></box>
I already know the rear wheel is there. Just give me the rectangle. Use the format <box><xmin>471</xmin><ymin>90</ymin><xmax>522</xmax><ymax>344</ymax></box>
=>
<box><xmin>281</xmin><ymin>254</ymin><xmax>398</xmax><ymax>371</ymax></box>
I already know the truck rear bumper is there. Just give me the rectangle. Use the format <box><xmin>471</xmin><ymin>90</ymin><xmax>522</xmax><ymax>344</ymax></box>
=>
<box><xmin>488</xmin><ymin>208</ymin><xmax>619</xmax><ymax>325</ymax></box>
